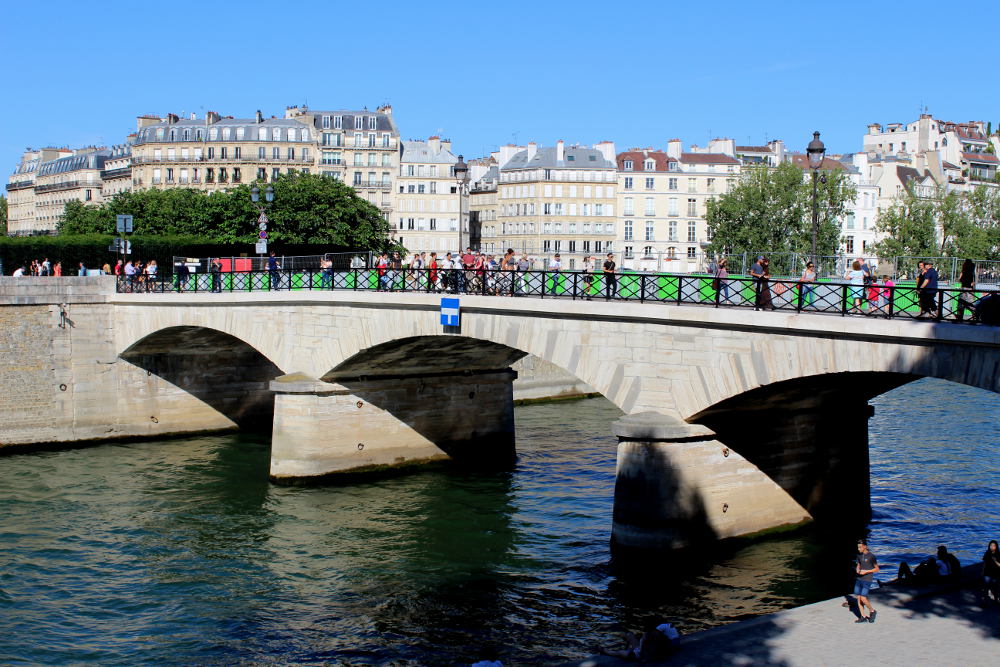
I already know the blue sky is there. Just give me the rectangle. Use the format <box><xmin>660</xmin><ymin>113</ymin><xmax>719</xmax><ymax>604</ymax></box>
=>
<box><xmin>2</xmin><ymin>0</ymin><xmax>996</xmax><ymax>173</ymax></box>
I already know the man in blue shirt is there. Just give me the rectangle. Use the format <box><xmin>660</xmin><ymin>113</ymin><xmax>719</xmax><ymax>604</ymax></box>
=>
<box><xmin>854</xmin><ymin>539</ymin><xmax>880</xmax><ymax>623</ymax></box>
<box><xmin>267</xmin><ymin>252</ymin><xmax>281</xmax><ymax>291</ymax></box>
<box><xmin>917</xmin><ymin>260</ymin><xmax>939</xmax><ymax>317</ymax></box>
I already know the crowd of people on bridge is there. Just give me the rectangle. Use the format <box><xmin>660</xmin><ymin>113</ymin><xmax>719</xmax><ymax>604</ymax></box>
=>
<box><xmin>370</xmin><ymin>248</ymin><xmax>626</xmax><ymax>301</ymax></box>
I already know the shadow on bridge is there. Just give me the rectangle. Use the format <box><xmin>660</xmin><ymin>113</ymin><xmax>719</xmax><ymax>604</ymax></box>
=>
<box><xmin>121</xmin><ymin>325</ymin><xmax>282</xmax><ymax>432</ymax></box>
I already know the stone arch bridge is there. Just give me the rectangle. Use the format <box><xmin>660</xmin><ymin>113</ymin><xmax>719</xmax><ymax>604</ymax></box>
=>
<box><xmin>3</xmin><ymin>278</ymin><xmax>998</xmax><ymax>549</ymax></box>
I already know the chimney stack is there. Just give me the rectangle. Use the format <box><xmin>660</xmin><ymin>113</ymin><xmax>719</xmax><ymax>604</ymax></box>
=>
<box><xmin>205</xmin><ymin>111</ymin><xmax>220</xmax><ymax>125</ymax></box>
<box><xmin>255</xmin><ymin>109</ymin><xmax>264</xmax><ymax>123</ymax></box>
<box><xmin>594</xmin><ymin>141</ymin><xmax>615</xmax><ymax>163</ymax></box>
<box><xmin>428</xmin><ymin>135</ymin><xmax>441</xmax><ymax>153</ymax></box>
<box><xmin>166</xmin><ymin>113</ymin><xmax>179</xmax><ymax>124</ymax></box>
<box><xmin>667</xmin><ymin>138</ymin><xmax>682</xmax><ymax>159</ymax></box>
<box><xmin>556</xmin><ymin>139</ymin><xmax>564</xmax><ymax>162</ymax></box>
<box><xmin>526</xmin><ymin>141</ymin><xmax>537</xmax><ymax>161</ymax></box>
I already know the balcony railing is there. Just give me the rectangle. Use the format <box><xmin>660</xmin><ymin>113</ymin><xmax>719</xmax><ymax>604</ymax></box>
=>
<box><xmin>5</xmin><ymin>180</ymin><xmax>33</xmax><ymax>191</ymax></box>
<box><xmin>100</xmin><ymin>167</ymin><xmax>131</xmax><ymax>180</ymax></box>
<box><xmin>133</xmin><ymin>155</ymin><xmax>313</xmax><ymax>165</ymax></box>
<box><xmin>352</xmin><ymin>180</ymin><xmax>392</xmax><ymax>188</ymax></box>
<box><xmin>35</xmin><ymin>180</ymin><xmax>86</xmax><ymax>193</ymax></box>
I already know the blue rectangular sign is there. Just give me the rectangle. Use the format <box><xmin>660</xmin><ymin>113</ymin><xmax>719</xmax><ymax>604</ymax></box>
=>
<box><xmin>440</xmin><ymin>297</ymin><xmax>460</xmax><ymax>326</ymax></box>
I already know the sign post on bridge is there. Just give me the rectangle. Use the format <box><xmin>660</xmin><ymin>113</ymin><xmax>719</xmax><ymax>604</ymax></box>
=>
<box><xmin>115</xmin><ymin>214</ymin><xmax>134</xmax><ymax>270</ymax></box>
<box><xmin>440</xmin><ymin>297</ymin><xmax>460</xmax><ymax>332</ymax></box>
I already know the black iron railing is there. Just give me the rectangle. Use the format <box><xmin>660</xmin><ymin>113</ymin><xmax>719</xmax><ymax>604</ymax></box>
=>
<box><xmin>116</xmin><ymin>269</ymin><xmax>998</xmax><ymax>324</ymax></box>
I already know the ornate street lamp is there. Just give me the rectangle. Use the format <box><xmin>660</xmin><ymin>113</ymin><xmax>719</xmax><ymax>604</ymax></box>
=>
<box><xmin>251</xmin><ymin>184</ymin><xmax>274</xmax><ymax>204</ymax></box>
<box><xmin>454</xmin><ymin>155</ymin><xmax>469</xmax><ymax>252</ymax></box>
<box><xmin>806</xmin><ymin>131</ymin><xmax>826</xmax><ymax>265</ymax></box>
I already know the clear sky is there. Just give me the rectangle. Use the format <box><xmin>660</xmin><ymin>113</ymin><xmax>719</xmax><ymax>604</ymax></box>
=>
<box><xmin>2</xmin><ymin>0</ymin><xmax>996</xmax><ymax>173</ymax></box>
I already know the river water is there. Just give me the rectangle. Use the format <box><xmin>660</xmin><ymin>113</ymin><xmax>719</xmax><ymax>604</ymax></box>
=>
<box><xmin>0</xmin><ymin>378</ymin><xmax>997</xmax><ymax>665</ymax></box>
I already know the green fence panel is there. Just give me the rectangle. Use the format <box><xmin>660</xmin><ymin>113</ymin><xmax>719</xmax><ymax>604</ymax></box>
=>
<box><xmin>657</xmin><ymin>275</ymin><xmax>678</xmax><ymax>300</ymax></box>
<box><xmin>619</xmin><ymin>274</ymin><xmax>639</xmax><ymax>299</ymax></box>
<box><xmin>545</xmin><ymin>273</ymin><xmax>567</xmax><ymax>294</ymax></box>
<box><xmin>698</xmin><ymin>277</ymin><xmax>714</xmax><ymax>302</ymax></box>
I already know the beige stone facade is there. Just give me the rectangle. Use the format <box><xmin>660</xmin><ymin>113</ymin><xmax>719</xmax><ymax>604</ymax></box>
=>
<box><xmin>99</xmin><ymin>142</ymin><xmax>133</xmax><ymax>200</ymax></box>
<box><xmin>285</xmin><ymin>105</ymin><xmax>398</xmax><ymax>217</ymax></box>
<box><xmin>496</xmin><ymin>141</ymin><xmax>618</xmax><ymax>269</ymax></box>
<box><xmin>6</xmin><ymin>147</ymin><xmax>81</xmax><ymax>235</ymax></box>
<box><xmin>33</xmin><ymin>148</ymin><xmax>110</xmax><ymax>230</ymax></box>
<box><xmin>394</xmin><ymin>136</ymin><xmax>461</xmax><ymax>252</ymax></box>
<box><xmin>617</xmin><ymin>140</ymin><xmax>740</xmax><ymax>272</ymax></box>
<box><xmin>130</xmin><ymin>111</ymin><xmax>315</xmax><ymax>193</ymax></box>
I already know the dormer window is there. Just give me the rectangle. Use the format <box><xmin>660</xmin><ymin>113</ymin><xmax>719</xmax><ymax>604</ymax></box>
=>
<box><xmin>183</xmin><ymin>129</ymin><xmax>191</xmax><ymax>141</ymax></box>
<box><xmin>169</xmin><ymin>129</ymin><xmax>176</xmax><ymax>141</ymax></box>
<box><xmin>273</xmin><ymin>128</ymin><xmax>282</xmax><ymax>141</ymax></box>
<box><xmin>258</xmin><ymin>128</ymin><xmax>267</xmax><ymax>140</ymax></box>
<box><xmin>644</xmin><ymin>160</ymin><xmax>655</xmax><ymax>171</ymax></box>
<box><xmin>322</xmin><ymin>115</ymin><xmax>330</xmax><ymax>129</ymax></box>
<box><xmin>368</xmin><ymin>116</ymin><xmax>377</xmax><ymax>130</ymax></box>
<box><xmin>222</xmin><ymin>128</ymin><xmax>231</xmax><ymax>140</ymax></box>
<box><xmin>623</xmin><ymin>160</ymin><xmax>633</xmax><ymax>170</ymax></box>
<box><xmin>355</xmin><ymin>116</ymin><xmax>363</xmax><ymax>130</ymax></box>
<box><xmin>334</xmin><ymin>115</ymin><xmax>343</xmax><ymax>129</ymax></box>
<box><xmin>209</xmin><ymin>128</ymin><xmax>218</xmax><ymax>140</ymax></box>
<box><xmin>288</xmin><ymin>128</ymin><xmax>296</xmax><ymax>141</ymax></box>
<box><xmin>668</xmin><ymin>162</ymin><xmax>678</xmax><ymax>171</ymax></box>
<box><xmin>236</xmin><ymin>127</ymin><xmax>245</xmax><ymax>140</ymax></box>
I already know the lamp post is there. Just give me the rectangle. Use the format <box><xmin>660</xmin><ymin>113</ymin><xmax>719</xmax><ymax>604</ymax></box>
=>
<box><xmin>806</xmin><ymin>131</ymin><xmax>826</xmax><ymax>266</ymax></box>
<box><xmin>453</xmin><ymin>154</ymin><xmax>469</xmax><ymax>252</ymax></box>
<box><xmin>250</xmin><ymin>184</ymin><xmax>274</xmax><ymax>261</ymax></box>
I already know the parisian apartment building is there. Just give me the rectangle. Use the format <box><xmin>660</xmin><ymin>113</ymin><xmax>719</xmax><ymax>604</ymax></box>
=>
<box><xmin>8</xmin><ymin>107</ymin><xmax>999</xmax><ymax>268</ymax></box>
<box><xmin>5</xmin><ymin>105</ymin><xmax>399</xmax><ymax>236</ymax></box>
<box><xmin>482</xmin><ymin>140</ymin><xmax>618</xmax><ymax>270</ymax></box>
<box><xmin>394</xmin><ymin>136</ymin><xmax>463</xmax><ymax>253</ymax></box>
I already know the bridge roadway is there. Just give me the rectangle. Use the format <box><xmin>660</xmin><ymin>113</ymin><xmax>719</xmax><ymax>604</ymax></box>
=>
<box><xmin>2</xmin><ymin>276</ymin><xmax>999</xmax><ymax>550</ymax></box>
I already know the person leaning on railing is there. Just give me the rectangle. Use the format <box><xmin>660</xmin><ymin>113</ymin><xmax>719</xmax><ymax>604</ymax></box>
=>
<box><xmin>957</xmin><ymin>259</ymin><xmax>976</xmax><ymax>322</ymax></box>
<box><xmin>713</xmin><ymin>258</ymin><xmax>730</xmax><ymax>303</ymax></box>
<box><xmin>798</xmin><ymin>262</ymin><xmax>816</xmax><ymax>308</ymax></box>
<box><xmin>603</xmin><ymin>253</ymin><xmax>617</xmax><ymax>301</ymax></box>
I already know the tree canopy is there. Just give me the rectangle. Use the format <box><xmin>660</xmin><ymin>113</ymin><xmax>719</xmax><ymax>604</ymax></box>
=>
<box><xmin>0</xmin><ymin>195</ymin><xmax>7</xmax><ymax>235</ymax></box>
<box><xmin>871</xmin><ymin>185</ymin><xmax>1000</xmax><ymax>261</ymax></box>
<box><xmin>705</xmin><ymin>162</ymin><xmax>856</xmax><ymax>259</ymax></box>
<box><xmin>58</xmin><ymin>173</ymin><xmax>397</xmax><ymax>251</ymax></box>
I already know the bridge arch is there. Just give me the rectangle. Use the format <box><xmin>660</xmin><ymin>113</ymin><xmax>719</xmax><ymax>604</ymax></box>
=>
<box><xmin>120</xmin><ymin>325</ymin><xmax>282</xmax><ymax>432</ymax></box>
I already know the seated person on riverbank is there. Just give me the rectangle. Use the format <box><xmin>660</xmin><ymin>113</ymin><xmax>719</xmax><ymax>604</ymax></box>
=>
<box><xmin>897</xmin><ymin>545</ymin><xmax>961</xmax><ymax>583</ymax></box>
<box><xmin>599</xmin><ymin>621</ymin><xmax>680</xmax><ymax>662</ymax></box>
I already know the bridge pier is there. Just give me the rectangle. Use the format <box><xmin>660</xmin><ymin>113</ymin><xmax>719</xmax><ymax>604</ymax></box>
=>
<box><xmin>268</xmin><ymin>369</ymin><xmax>517</xmax><ymax>482</ymax></box>
<box><xmin>610</xmin><ymin>412</ymin><xmax>812</xmax><ymax>551</ymax></box>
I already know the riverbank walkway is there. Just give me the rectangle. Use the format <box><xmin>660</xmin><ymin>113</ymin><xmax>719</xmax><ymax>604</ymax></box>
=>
<box><xmin>566</xmin><ymin>567</ymin><xmax>999</xmax><ymax>666</ymax></box>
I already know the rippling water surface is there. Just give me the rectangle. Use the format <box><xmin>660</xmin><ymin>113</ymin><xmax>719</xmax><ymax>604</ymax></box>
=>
<box><xmin>0</xmin><ymin>378</ymin><xmax>997</xmax><ymax>665</ymax></box>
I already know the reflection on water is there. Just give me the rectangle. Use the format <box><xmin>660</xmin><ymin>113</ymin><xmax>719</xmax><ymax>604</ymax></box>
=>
<box><xmin>0</xmin><ymin>378</ymin><xmax>996</xmax><ymax>664</ymax></box>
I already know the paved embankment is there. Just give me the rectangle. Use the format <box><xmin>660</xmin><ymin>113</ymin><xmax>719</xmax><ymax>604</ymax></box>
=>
<box><xmin>566</xmin><ymin>568</ymin><xmax>999</xmax><ymax>666</ymax></box>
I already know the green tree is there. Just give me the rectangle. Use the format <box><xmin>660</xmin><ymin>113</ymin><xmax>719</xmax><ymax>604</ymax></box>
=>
<box><xmin>962</xmin><ymin>185</ymin><xmax>1000</xmax><ymax>260</ymax></box>
<box><xmin>57</xmin><ymin>172</ymin><xmax>397</xmax><ymax>251</ymax></box>
<box><xmin>705</xmin><ymin>162</ymin><xmax>855</xmax><ymax>258</ymax></box>
<box><xmin>870</xmin><ymin>189</ymin><xmax>937</xmax><ymax>258</ymax></box>
<box><xmin>0</xmin><ymin>195</ymin><xmax>7</xmax><ymax>235</ymax></box>
<box><xmin>872</xmin><ymin>185</ymin><xmax>1000</xmax><ymax>261</ymax></box>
